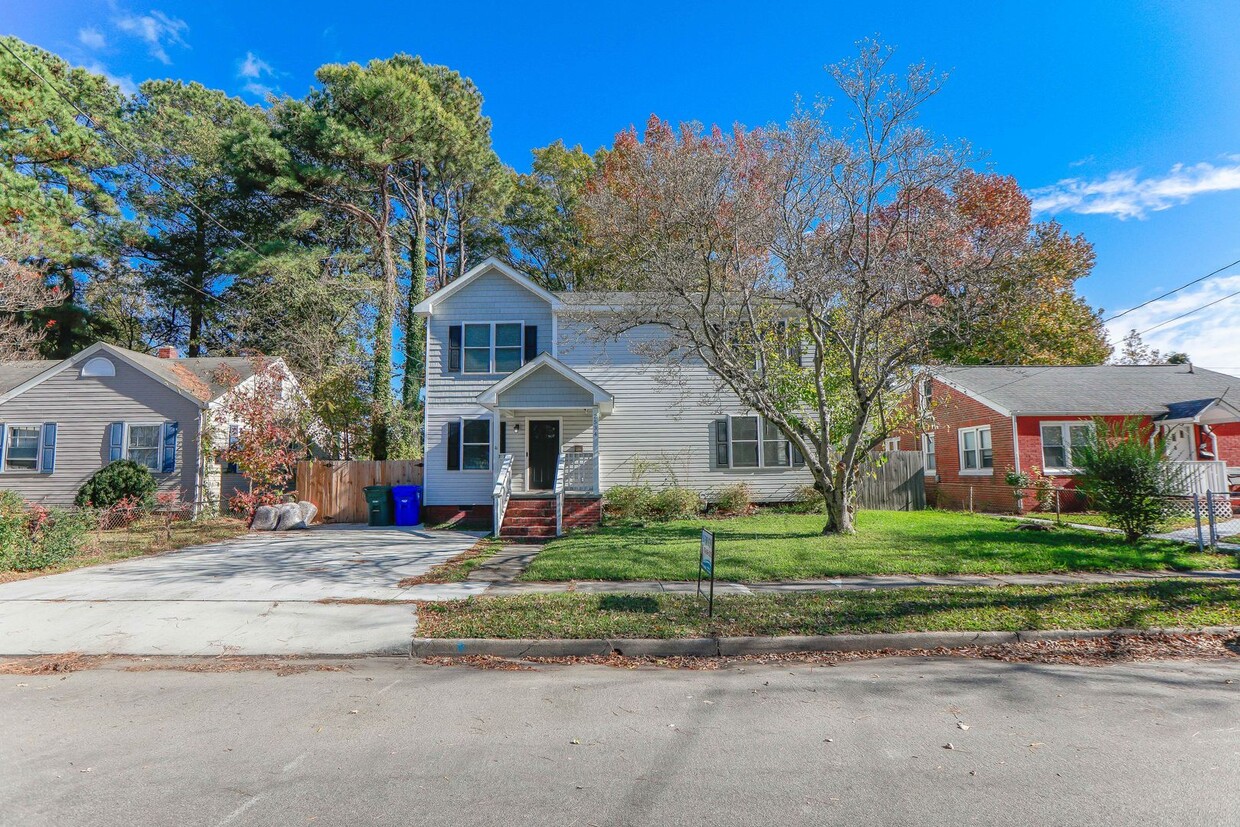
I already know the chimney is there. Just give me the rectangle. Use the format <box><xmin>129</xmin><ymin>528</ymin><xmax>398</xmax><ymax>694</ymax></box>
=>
<box><xmin>156</xmin><ymin>346</ymin><xmax>178</xmax><ymax>359</ymax></box>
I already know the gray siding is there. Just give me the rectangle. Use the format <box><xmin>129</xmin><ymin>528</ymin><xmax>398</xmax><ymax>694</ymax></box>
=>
<box><xmin>423</xmin><ymin>266</ymin><xmax>556</xmax><ymax>506</ymax></box>
<box><xmin>499</xmin><ymin>409</ymin><xmax>594</xmax><ymax>493</ymax></box>
<box><xmin>0</xmin><ymin>356</ymin><xmax>202</xmax><ymax>507</ymax></box>
<box><xmin>496</xmin><ymin>366</ymin><xmax>595</xmax><ymax>408</ymax></box>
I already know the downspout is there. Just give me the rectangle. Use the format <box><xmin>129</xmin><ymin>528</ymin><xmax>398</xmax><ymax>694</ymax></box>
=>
<box><xmin>1010</xmin><ymin>414</ymin><xmax>1022</xmax><ymax>515</ymax></box>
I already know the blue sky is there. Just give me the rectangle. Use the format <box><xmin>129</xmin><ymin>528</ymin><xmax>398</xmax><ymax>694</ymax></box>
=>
<box><xmin>7</xmin><ymin>0</ymin><xmax>1240</xmax><ymax>373</ymax></box>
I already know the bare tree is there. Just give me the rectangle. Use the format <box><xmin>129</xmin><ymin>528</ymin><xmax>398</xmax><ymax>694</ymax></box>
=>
<box><xmin>0</xmin><ymin>229</ymin><xmax>64</xmax><ymax>360</ymax></box>
<box><xmin>579</xmin><ymin>42</ymin><xmax>1039</xmax><ymax>534</ymax></box>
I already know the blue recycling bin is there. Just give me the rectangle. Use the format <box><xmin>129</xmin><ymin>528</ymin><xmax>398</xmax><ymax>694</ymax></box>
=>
<box><xmin>391</xmin><ymin>484</ymin><xmax>422</xmax><ymax>527</ymax></box>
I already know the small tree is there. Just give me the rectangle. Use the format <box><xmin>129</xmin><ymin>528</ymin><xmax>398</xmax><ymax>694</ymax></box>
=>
<box><xmin>1073</xmin><ymin>418</ymin><xmax>1176</xmax><ymax>543</ymax></box>
<box><xmin>213</xmin><ymin>357</ymin><xmax>308</xmax><ymax>518</ymax></box>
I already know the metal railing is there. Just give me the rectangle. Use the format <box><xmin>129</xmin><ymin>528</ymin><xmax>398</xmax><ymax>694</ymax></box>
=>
<box><xmin>561</xmin><ymin>450</ymin><xmax>598</xmax><ymax>494</ymax></box>
<box><xmin>553</xmin><ymin>452</ymin><xmax>567</xmax><ymax>537</ymax></box>
<box><xmin>492</xmin><ymin>453</ymin><xmax>514</xmax><ymax>537</ymax></box>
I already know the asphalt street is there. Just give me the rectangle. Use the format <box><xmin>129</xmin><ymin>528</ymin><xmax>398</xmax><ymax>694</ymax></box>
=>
<box><xmin>3</xmin><ymin>654</ymin><xmax>1239</xmax><ymax>826</ymax></box>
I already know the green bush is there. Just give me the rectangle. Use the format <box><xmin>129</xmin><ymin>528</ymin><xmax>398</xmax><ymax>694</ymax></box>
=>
<box><xmin>604</xmin><ymin>485</ymin><xmax>653</xmax><ymax>520</ymax></box>
<box><xmin>75</xmin><ymin>460</ymin><xmax>158</xmax><ymax>509</ymax></box>
<box><xmin>1073</xmin><ymin>418</ymin><xmax>1177</xmax><ymax>543</ymax></box>
<box><xmin>646</xmin><ymin>487</ymin><xmax>702</xmax><ymax>520</ymax></box>
<box><xmin>0</xmin><ymin>492</ymin><xmax>92</xmax><ymax>571</ymax></box>
<box><xmin>714</xmin><ymin>483</ymin><xmax>752</xmax><ymax>515</ymax></box>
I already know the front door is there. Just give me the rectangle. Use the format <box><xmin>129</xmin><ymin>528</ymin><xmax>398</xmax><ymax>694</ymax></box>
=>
<box><xmin>528</xmin><ymin>420</ymin><xmax>561</xmax><ymax>490</ymax></box>
<box><xmin>1165</xmin><ymin>424</ymin><xmax>1195</xmax><ymax>462</ymax></box>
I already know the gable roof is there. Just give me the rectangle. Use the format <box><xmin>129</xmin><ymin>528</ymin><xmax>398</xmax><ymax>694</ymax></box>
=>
<box><xmin>476</xmin><ymin>354</ymin><xmax>614</xmax><ymax>413</ymax></box>
<box><xmin>932</xmin><ymin>365</ymin><xmax>1239</xmax><ymax>416</ymax></box>
<box><xmin>411</xmin><ymin>257</ymin><xmax>563</xmax><ymax>317</ymax></box>
<box><xmin>0</xmin><ymin>343</ymin><xmax>264</xmax><ymax>407</ymax></box>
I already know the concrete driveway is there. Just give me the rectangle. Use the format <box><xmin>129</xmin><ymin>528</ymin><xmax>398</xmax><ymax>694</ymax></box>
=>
<box><xmin>0</xmin><ymin>525</ymin><xmax>486</xmax><ymax>657</ymax></box>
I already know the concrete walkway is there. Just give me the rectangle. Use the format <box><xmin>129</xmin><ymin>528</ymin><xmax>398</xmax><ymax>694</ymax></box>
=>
<box><xmin>0</xmin><ymin>525</ymin><xmax>487</xmax><ymax>656</ymax></box>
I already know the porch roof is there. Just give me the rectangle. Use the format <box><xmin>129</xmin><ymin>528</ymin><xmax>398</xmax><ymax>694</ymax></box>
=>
<box><xmin>476</xmin><ymin>354</ymin><xmax>614</xmax><ymax>413</ymax></box>
<box><xmin>1155</xmin><ymin>397</ymin><xmax>1240</xmax><ymax>426</ymax></box>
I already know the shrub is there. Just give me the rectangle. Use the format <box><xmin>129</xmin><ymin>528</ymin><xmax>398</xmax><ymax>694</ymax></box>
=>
<box><xmin>76</xmin><ymin>460</ymin><xmax>158</xmax><ymax>510</ymax></box>
<box><xmin>646</xmin><ymin>487</ymin><xmax>702</xmax><ymax>520</ymax></box>
<box><xmin>0</xmin><ymin>492</ymin><xmax>91</xmax><ymax>571</ymax></box>
<box><xmin>714</xmin><ymin>483</ymin><xmax>752</xmax><ymax>515</ymax></box>
<box><xmin>604</xmin><ymin>485</ymin><xmax>653</xmax><ymax>520</ymax></box>
<box><xmin>1073</xmin><ymin>418</ymin><xmax>1177</xmax><ymax>543</ymax></box>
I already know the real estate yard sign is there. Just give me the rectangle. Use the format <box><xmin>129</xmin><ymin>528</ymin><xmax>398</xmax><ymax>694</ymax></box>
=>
<box><xmin>698</xmin><ymin>529</ymin><xmax>715</xmax><ymax>617</ymax></box>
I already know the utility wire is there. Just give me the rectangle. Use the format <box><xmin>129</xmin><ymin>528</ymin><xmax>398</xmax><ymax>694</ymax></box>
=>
<box><xmin>1104</xmin><ymin>256</ymin><xmax>1240</xmax><ymax>323</ymax></box>
<box><xmin>1136</xmin><ymin>286</ymin><xmax>1240</xmax><ymax>335</ymax></box>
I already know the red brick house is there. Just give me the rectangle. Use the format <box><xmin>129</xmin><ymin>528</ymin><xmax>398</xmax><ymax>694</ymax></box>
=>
<box><xmin>895</xmin><ymin>365</ymin><xmax>1240</xmax><ymax>514</ymax></box>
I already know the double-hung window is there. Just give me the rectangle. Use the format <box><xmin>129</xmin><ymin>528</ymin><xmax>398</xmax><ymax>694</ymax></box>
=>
<box><xmin>722</xmin><ymin>415</ymin><xmax>799</xmax><ymax>469</ymax></box>
<box><xmin>461</xmin><ymin>322</ymin><xmax>524</xmax><ymax>374</ymax></box>
<box><xmin>958</xmin><ymin>425</ymin><xmax>992</xmax><ymax>473</ymax></box>
<box><xmin>126</xmin><ymin>424</ymin><xmax>163</xmax><ymax>472</ymax></box>
<box><xmin>447</xmin><ymin>417</ymin><xmax>492</xmax><ymax>471</ymax></box>
<box><xmin>922</xmin><ymin>432</ymin><xmax>937</xmax><ymax>474</ymax></box>
<box><xmin>1040</xmin><ymin>422</ymin><xmax>1092</xmax><ymax>472</ymax></box>
<box><xmin>4</xmin><ymin>425</ymin><xmax>40</xmax><ymax>472</ymax></box>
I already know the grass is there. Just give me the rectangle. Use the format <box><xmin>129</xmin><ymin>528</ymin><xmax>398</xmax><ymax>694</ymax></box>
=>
<box><xmin>398</xmin><ymin>538</ymin><xmax>502</xmax><ymax>586</ymax></box>
<box><xmin>0</xmin><ymin>516</ymin><xmax>248</xmax><ymax>584</ymax></box>
<box><xmin>1052</xmin><ymin>512</ymin><xmax>1198</xmax><ymax>532</ymax></box>
<box><xmin>417</xmin><ymin>580</ymin><xmax>1240</xmax><ymax>639</ymax></box>
<box><xmin>521</xmin><ymin>510</ymin><xmax>1236</xmax><ymax>582</ymax></box>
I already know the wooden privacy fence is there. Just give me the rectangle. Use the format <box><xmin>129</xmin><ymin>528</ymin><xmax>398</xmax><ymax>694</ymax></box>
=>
<box><xmin>856</xmin><ymin>450</ymin><xmax>926</xmax><ymax>511</ymax></box>
<box><xmin>295</xmin><ymin>460</ymin><xmax>424</xmax><ymax>524</ymax></box>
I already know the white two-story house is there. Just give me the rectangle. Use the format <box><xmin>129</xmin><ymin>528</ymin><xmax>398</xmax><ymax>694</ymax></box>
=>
<box><xmin>413</xmin><ymin>258</ymin><xmax>815</xmax><ymax>537</ymax></box>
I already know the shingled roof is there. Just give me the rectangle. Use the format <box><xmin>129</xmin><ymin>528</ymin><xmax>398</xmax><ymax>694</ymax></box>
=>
<box><xmin>933</xmin><ymin>364</ymin><xmax>1240</xmax><ymax>416</ymax></box>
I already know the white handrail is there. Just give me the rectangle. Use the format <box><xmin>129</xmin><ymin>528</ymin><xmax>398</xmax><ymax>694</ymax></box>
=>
<box><xmin>492</xmin><ymin>453</ymin><xmax>514</xmax><ymax>537</ymax></box>
<box><xmin>554</xmin><ymin>452</ymin><xmax>567</xmax><ymax>537</ymax></box>
<box><xmin>561</xmin><ymin>451</ymin><xmax>598</xmax><ymax>494</ymax></box>
<box><xmin>1166</xmin><ymin>460</ymin><xmax>1228</xmax><ymax>496</ymax></box>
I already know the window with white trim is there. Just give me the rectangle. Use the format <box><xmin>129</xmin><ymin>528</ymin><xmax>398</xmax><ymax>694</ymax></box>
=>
<box><xmin>958</xmin><ymin>425</ymin><xmax>992</xmax><ymax>473</ymax></box>
<box><xmin>922</xmin><ymin>433</ymin><xmax>936</xmax><ymax>474</ymax></box>
<box><xmin>462</xmin><ymin>322</ymin><xmax>524</xmax><ymax>374</ymax></box>
<box><xmin>1040</xmin><ymin>422</ymin><xmax>1092</xmax><ymax>472</ymax></box>
<box><xmin>126</xmin><ymin>424</ymin><xmax>163</xmax><ymax>472</ymax></box>
<box><xmin>721</xmin><ymin>415</ymin><xmax>800</xmax><ymax>469</ymax></box>
<box><xmin>883</xmin><ymin>437</ymin><xmax>901</xmax><ymax>452</ymax></box>
<box><xmin>4</xmin><ymin>425</ymin><xmax>41</xmax><ymax>472</ymax></box>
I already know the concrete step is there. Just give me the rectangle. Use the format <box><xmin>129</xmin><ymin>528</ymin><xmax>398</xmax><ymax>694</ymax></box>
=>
<box><xmin>502</xmin><ymin>516</ymin><xmax>558</xmax><ymax>527</ymax></box>
<box><xmin>500</xmin><ymin>525</ymin><xmax>557</xmax><ymax>538</ymax></box>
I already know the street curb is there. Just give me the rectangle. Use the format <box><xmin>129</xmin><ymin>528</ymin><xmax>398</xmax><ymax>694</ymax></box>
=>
<box><xmin>411</xmin><ymin>626</ymin><xmax>1240</xmax><ymax>659</ymax></box>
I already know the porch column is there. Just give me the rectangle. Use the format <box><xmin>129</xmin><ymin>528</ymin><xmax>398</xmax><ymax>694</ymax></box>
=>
<box><xmin>592</xmin><ymin>407</ymin><xmax>600</xmax><ymax>495</ymax></box>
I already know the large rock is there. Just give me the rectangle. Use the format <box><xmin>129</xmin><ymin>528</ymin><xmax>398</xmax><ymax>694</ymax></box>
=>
<box><xmin>251</xmin><ymin>505</ymin><xmax>278</xmax><ymax>531</ymax></box>
<box><xmin>297</xmin><ymin>500</ymin><xmax>318</xmax><ymax>525</ymax></box>
<box><xmin>275</xmin><ymin>502</ymin><xmax>307</xmax><ymax>531</ymax></box>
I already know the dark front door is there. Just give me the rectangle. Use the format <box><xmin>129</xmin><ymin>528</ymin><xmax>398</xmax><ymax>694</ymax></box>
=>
<box><xmin>528</xmin><ymin>420</ymin><xmax>560</xmax><ymax>490</ymax></box>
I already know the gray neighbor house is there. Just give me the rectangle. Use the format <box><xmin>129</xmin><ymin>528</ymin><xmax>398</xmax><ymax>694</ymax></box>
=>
<box><xmin>0</xmin><ymin>341</ymin><xmax>278</xmax><ymax>511</ymax></box>
<box><xmin>413</xmin><ymin>257</ymin><xmax>816</xmax><ymax>537</ymax></box>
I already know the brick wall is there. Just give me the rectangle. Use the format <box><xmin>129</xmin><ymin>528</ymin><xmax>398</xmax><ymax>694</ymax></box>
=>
<box><xmin>918</xmin><ymin>378</ymin><xmax>1019</xmax><ymax>512</ymax></box>
<box><xmin>1207</xmin><ymin>422</ymin><xmax>1240</xmax><ymax>464</ymax></box>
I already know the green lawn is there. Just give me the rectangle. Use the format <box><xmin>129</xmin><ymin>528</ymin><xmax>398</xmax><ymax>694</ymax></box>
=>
<box><xmin>520</xmin><ymin>511</ymin><xmax>1235</xmax><ymax>582</ymax></box>
<box><xmin>417</xmin><ymin>580</ymin><xmax>1240</xmax><ymax>639</ymax></box>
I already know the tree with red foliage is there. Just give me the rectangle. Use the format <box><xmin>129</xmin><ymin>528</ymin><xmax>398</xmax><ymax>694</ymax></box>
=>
<box><xmin>578</xmin><ymin>41</ymin><xmax>1085</xmax><ymax>534</ymax></box>
<box><xmin>0</xmin><ymin>228</ymin><xmax>64</xmax><ymax>360</ymax></box>
<box><xmin>212</xmin><ymin>357</ymin><xmax>307</xmax><ymax>518</ymax></box>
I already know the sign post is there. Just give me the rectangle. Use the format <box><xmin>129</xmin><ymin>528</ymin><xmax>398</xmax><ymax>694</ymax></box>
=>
<box><xmin>698</xmin><ymin>528</ymin><xmax>716</xmax><ymax>618</ymax></box>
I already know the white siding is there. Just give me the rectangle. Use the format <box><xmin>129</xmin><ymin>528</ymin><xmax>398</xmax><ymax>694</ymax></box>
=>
<box><xmin>560</xmin><ymin>323</ymin><xmax>814</xmax><ymax>502</ymax></box>
<box><xmin>496</xmin><ymin>366</ymin><xmax>595</xmax><ymax>408</ymax></box>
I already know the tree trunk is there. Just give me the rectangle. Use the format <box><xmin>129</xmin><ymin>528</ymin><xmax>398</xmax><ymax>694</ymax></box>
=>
<box><xmin>188</xmin><ymin>214</ymin><xmax>207</xmax><ymax>357</ymax></box>
<box><xmin>821</xmin><ymin>479</ymin><xmax>857</xmax><ymax>535</ymax></box>
<box><xmin>401</xmin><ymin>176</ymin><xmax>427</xmax><ymax>410</ymax></box>
<box><xmin>370</xmin><ymin>178</ymin><xmax>398</xmax><ymax>460</ymax></box>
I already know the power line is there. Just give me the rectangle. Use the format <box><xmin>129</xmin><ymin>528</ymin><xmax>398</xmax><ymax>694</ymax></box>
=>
<box><xmin>1104</xmin><ymin>256</ymin><xmax>1240</xmax><ymax>323</ymax></box>
<box><xmin>1137</xmin><ymin>286</ymin><xmax>1240</xmax><ymax>335</ymax></box>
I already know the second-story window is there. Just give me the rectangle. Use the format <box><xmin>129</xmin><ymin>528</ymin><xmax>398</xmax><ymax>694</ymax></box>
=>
<box><xmin>459</xmin><ymin>322</ymin><xmax>526</xmax><ymax>374</ymax></box>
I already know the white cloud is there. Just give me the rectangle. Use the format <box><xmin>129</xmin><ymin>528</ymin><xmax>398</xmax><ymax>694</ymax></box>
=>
<box><xmin>1030</xmin><ymin>160</ymin><xmax>1240</xmax><ymax>220</ymax></box>
<box><xmin>1105</xmin><ymin>274</ymin><xmax>1240</xmax><ymax>377</ymax></box>
<box><xmin>238</xmin><ymin>51</ymin><xmax>272</xmax><ymax>79</ymax></box>
<box><xmin>243</xmin><ymin>81</ymin><xmax>274</xmax><ymax>98</ymax></box>
<box><xmin>78</xmin><ymin>27</ymin><xmax>107</xmax><ymax>50</ymax></box>
<box><xmin>114</xmin><ymin>9</ymin><xmax>188</xmax><ymax>64</ymax></box>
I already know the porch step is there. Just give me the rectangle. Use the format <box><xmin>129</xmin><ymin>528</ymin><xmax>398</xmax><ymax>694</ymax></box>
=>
<box><xmin>501</xmin><ymin>524</ymin><xmax>558</xmax><ymax>538</ymax></box>
<box><xmin>502</xmin><ymin>515</ymin><xmax>559</xmax><ymax>527</ymax></box>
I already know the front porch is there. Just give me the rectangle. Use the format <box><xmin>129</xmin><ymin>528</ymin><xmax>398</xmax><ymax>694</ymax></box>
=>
<box><xmin>476</xmin><ymin>354</ymin><xmax>614</xmax><ymax>537</ymax></box>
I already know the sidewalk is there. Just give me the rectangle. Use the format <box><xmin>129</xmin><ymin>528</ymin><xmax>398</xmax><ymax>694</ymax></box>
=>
<box><xmin>395</xmin><ymin>542</ymin><xmax>1240</xmax><ymax>600</ymax></box>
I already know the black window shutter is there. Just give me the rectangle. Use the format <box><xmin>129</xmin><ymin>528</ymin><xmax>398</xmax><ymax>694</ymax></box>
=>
<box><xmin>714</xmin><ymin>418</ymin><xmax>730</xmax><ymax>468</ymax></box>
<box><xmin>499</xmin><ymin>422</ymin><xmax>507</xmax><ymax>454</ymax></box>
<box><xmin>448</xmin><ymin>325</ymin><xmax>462</xmax><ymax>372</ymax></box>
<box><xmin>523</xmin><ymin>326</ymin><xmax>538</xmax><ymax>362</ymax></box>
<box><xmin>446</xmin><ymin>421</ymin><xmax>461</xmax><ymax>470</ymax></box>
<box><xmin>791</xmin><ymin>443</ymin><xmax>806</xmax><ymax>466</ymax></box>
